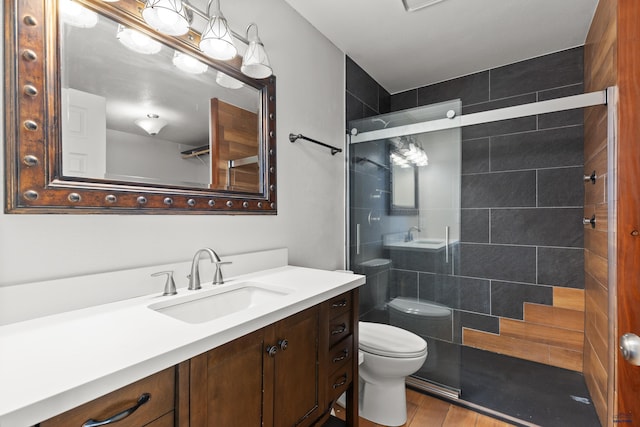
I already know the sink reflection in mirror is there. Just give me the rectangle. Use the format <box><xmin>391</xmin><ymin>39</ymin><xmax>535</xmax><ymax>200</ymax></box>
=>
<box><xmin>149</xmin><ymin>282</ymin><xmax>292</xmax><ymax>324</ymax></box>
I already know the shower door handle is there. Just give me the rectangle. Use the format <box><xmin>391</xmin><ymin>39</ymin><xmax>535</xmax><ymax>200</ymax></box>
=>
<box><xmin>445</xmin><ymin>226</ymin><xmax>449</xmax><ymax>263</ymax></box>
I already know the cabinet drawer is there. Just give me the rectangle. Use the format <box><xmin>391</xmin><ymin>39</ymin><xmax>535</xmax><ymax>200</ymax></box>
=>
<box><xmin>327</xmin><ymin>292</ymin><xmax>352</xmax><ymax>319</ymax></box>
<box><xmin>328</xmin><ymin>335</ymin><xmax>353</xmax><ymax>374</ymax></box>
<box><xmin>328</xmin><ymin>367</ymin><xmax>352</xmax><ymax>403</ymax></box>
<box><xmin>328</xmin><ymin>312</ymin><xmax>351</xmax><ymax>347</ymax></box>
<box><xmin>146</xmin><ymin>411</ymin><xmax>175</xmax><ymax>427</ymax></box>
<box><xmin>40</xmin><ymin>367</ymin><xmax>175</xmax><ymax>427</ymax></box>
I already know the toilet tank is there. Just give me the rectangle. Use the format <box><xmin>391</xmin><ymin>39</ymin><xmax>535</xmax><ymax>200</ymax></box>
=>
<box><xmin>387</xmin><ymin>297</ymin><xmax>453</xmax><ymax>342</ymax></box>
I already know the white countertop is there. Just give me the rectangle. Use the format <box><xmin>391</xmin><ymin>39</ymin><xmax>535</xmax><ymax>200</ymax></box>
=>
<box><xmin>0</xmin><ymin>266</ymin><xmax>364</xmax><ymax>427</ymax></box>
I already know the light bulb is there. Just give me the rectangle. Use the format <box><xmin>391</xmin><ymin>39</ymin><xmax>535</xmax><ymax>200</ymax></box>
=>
<box><xmin>142</xmin><ymin>0</ymin><xmax>191</xmax><ymax>36</ymax></box>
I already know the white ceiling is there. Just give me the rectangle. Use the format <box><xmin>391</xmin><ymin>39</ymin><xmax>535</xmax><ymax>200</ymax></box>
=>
<box><xmin>283</xmin><ymin>0</ymin><xmax>599</xmax><ymax>94</ymax></box>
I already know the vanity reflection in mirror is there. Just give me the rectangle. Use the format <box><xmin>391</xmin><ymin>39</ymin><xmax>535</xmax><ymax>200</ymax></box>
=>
<box><xmin>5</xmin><ymin>0</ymin><xmax>277</xmax><ymax>214</ymax></box>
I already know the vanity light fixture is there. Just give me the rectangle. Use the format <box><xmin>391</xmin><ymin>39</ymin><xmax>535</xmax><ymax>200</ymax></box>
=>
<box><xmin>173</xmin><ymin>51</ymin><xmax>208</xmax><ymax>74</ymax></box>
<box><xmin>138</xmin><ymin>0</ymin><xmax>273</xmax><ymax>78</ymax></box>
<box><xmin>59</xmin><ymin>0</ymin><xmax>98</xmax><ymax>28</ymax></box>
<box><xmin>135</xmin><ymin>114</ymin><xmax>168</xmax><ymax>136</ymax></box>
<box><xmin>199</xmin><ymin>0</ymin><xmax>237</xmax><ymax>60</ymax></box>
<box><xmin>215</xmin><ymin>71</ymin><xmax>244</xmax><ymax>89</ymax></box>
<box><xmin>117</xmin><ymin>25</ymin><xmax>162</xmax><ymax>54</ymax></box>
<box><xmin>241</xmin><ymin>23</ymin><xmax>272</xmax><ymax>79</ymax></box>
<box><xmin>142</xmin><ymin>0</ymin><xmax>192</xmax><ymax>36</ymax></box>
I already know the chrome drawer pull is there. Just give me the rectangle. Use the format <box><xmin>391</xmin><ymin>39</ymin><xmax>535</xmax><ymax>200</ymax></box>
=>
<box><xmin>333</xmin><ymin>349</ymin><xmax>349</xmax><ymax>363</ymax></box>
<box><xmin>331</xmin><ymin>323</ymin><xmax>347</xmax><ymax>335</ymax></box>
<box><xmin>332</xmin><ymin>375</ymin><xmax>348</xmax><ymax>389</ymax></box>
<box><xmin>82</xmin><ymin>393</ymin><xmax>151</xmax><ymax>427</ymax></box>
<box><xmin>331</xmin><ymin>299</ymin><xmax>347</xmax><ymax>308</ymax></box>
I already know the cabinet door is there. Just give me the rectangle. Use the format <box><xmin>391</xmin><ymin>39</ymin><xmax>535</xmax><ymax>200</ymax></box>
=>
<box><xmin>271</xmin><ymin>305</ymin><xmax>321</xmax><ymax>427</ymax></box>
<box><xmin>190</xmin><ymin>328</ymin><xmax>267</xmax><ymax>426</ymax></box>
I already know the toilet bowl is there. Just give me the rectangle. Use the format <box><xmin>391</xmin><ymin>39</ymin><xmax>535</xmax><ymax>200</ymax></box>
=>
<box><xmin>358</xmin><ymin>321</ymin><xmax>428</xmax><ymax>426</ymax></box>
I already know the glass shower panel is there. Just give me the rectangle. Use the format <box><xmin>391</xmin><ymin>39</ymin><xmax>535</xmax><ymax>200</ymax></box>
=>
<box><xmin>349</xmin><ymin>99</ymin><xmax>462</xmax><ymax>396</ymax></box>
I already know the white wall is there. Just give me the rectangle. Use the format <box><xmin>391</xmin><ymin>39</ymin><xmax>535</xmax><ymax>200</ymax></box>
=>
<box><xmin>0</xmin><ymin>0</ymin><xmax>346</xmax><ymax>286</ymax></box>
<box><xmin>106</xmin><ymin>129</ymin><xmax>211</xmax><ymax>187</ymax></box>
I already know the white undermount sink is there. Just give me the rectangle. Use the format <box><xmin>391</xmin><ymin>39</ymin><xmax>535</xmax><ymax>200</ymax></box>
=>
<box><xmin>149</xmin><ymin>282</ymin><xmax>292</xmax><ymax>324</ymax></box>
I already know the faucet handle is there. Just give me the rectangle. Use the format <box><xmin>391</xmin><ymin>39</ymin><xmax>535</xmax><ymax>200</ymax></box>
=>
<box><xmin>212</xmin><ymin>261</ymin><xmax>232</xmax><ymax>285</ymax></box>
<box><xmin>151</xmin><ymin>271</ymin><xmax>177</xmax><ymax>296</ymax></box>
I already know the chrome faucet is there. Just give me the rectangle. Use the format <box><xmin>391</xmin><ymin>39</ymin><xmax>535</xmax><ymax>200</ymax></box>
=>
<box><xmin>406</xmin><ymin>226</ymin><xmax>421</xmax><ymax>242</ymax></box>
<box><xmin>188</xmin><ymin>248</ymin><xmax>231</xmax><ymax>290</ymax></box>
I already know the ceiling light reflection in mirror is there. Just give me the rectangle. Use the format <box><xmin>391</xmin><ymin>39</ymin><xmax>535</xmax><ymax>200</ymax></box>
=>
<box><xmin>59</xmin><ymin>0</ymin><xmax>98</xmax><ymax>28</ymax></box>
<box><xmin>59</xmin><ymin>3</ymin><xmax>261</xmax><ymax>189</ymax></box>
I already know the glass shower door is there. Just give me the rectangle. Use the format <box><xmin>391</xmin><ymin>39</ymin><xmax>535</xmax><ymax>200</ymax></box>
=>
<box><xmin>348</xmin><ymin>99</ymin><xmax>462</xmax><ymax>397</ymax></box>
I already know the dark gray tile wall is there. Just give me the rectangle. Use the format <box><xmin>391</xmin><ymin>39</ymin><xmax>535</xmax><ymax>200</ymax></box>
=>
<box><xmin>347</xmin><ymin>47</ymin><xmax>585</xmax><ymax>341</ymax></box>
<box><xmin>346</xmin><ymin>57</ymin><xmax>391</xmax><ymax>126</ymax></box>
<box><xmin>388</xmin><ymin>47</ymin><xmax>584</xmax><ymax>337</ymax></box>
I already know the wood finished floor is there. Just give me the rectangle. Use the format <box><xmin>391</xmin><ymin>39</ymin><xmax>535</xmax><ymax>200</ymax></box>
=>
<box><xmin>333</xmin><ymin>389</ymin><xmax>515</xmax><ymax>427</ymax></box>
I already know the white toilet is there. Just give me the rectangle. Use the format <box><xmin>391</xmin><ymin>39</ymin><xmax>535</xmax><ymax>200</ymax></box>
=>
<box><xmin>358</xmin><ymin>321</ymin><xmax>428</xmax><ymax>426</ymax></box>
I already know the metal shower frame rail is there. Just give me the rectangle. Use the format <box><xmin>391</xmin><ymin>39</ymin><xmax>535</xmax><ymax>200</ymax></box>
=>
<box><xmin>349</xmin><ymin>90</ymin><xmax>608</xmax><ymax>144</ymax></box>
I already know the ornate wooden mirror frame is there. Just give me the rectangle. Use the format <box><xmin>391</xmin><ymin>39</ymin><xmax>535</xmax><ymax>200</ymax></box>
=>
<box><xmin>4</xmin><ymin>0</ymin><xmax>277</xmax><ymax>214</ymax></box>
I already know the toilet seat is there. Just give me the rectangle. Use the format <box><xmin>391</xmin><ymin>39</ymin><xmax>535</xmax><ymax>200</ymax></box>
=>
<box><xmin>359</xmin><ymin>322</ymin><xmax>427</xmax><ymax>358</ymax></box>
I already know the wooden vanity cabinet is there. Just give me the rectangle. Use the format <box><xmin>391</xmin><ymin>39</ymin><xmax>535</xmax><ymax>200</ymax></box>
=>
<box><xmin>189</xmin><ymin>305</ymin><xmax>323</xmax><ymax>427</ymax></box>
<box><xmin>39</xmin><ymin>367</ymin><xmax>176</xmax><ymax>427</ymax></box>
<box><xmin>318</xmin><ymin>290</ymin><xmax>359</xmax><ymax>427</ymax></box>
<box><xmin>188</xmin><ymin>289</ymin><xmax>359</xmax><ymax>427</ymax></box>
<box><xmin>38</xmin><ymin>289</ymin><xmax>359</xmax><ymax>427</ymax></box>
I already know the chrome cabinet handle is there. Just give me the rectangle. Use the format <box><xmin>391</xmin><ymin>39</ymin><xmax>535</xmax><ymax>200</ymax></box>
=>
<box><xmin>331</xmin><ymin>323</ymin><xmax>347</xmax><ymax>335</ymax></box>
<box><xmin>82</xmin><ymin>393</ymin><xmax>151</xmax><ymax>427</ymax></box>
<box><xmin>332</xmin><ymin>375</ymin><xmax>348</xmax><ymax>389</ymax></box>
<box><xmin>331</xmin><ymin>299</ymin><xmax>347</xmax><ymax>308</ymax></box>
<box><xmin>266</xmin><ymin>345</ymin><xmax>278</xmax><ymax>357</ymax></box>
<box><xmin>332</xmin><ymin>349</ymin><xmax>349</xmax><ymax>363</ymax></box>
<box><xmin>278</xmin><ymin>339</ymin><xmax>288</xmax><ymax>351</ymax></box>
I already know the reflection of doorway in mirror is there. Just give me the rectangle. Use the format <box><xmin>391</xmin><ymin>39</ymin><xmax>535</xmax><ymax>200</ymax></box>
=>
<box><xmin>61</xmin><ymin>88</ymin><xmax>107</xmax><ymax>178</ymax></box>
<box><xmin>210</xmin><ymin>98</ymin><xmax>260</xmax><ymax>192</ymax></box>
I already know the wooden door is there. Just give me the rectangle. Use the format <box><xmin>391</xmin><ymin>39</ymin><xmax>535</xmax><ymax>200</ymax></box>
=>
<box><xmin>209</xmin><ymin>98</ymin><xmax>260</xmax><ymax>192</ymax></box>
<box><xmin>190</xmin><ymin>328</ymin><xmax>267</xmax><ymax>426</ymax></box>
<box><xmin>271</xmin><ymin>306</ymin><xmax>322</xmax><ymax>427</ymax></box>
<box><xmin>615</xmin><ymin>0</ymin><xmax>640</xmax><ymax>423</ymax></box>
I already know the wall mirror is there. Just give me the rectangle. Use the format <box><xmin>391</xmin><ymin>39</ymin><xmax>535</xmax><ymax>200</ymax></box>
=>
<box><xmin>5</xmin><ymin>0</ymin><xmax>277</xmax><ymax>214</ymax></box>
<box><xmin>388</xmin><ymin>137</ymin><xmax>420</xmax><ymax>215</ymax></box>
<box><xmin>389</xmin><ymin>163</ymin><xmax>418</xmax><ymax>214</ymax></box>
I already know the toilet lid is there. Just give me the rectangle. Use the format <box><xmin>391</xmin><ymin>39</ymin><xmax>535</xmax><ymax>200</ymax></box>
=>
<box><xmin>359</xmin><ymin>322</ymin><xmax>427</xmax><ymax>358</ymax></box>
